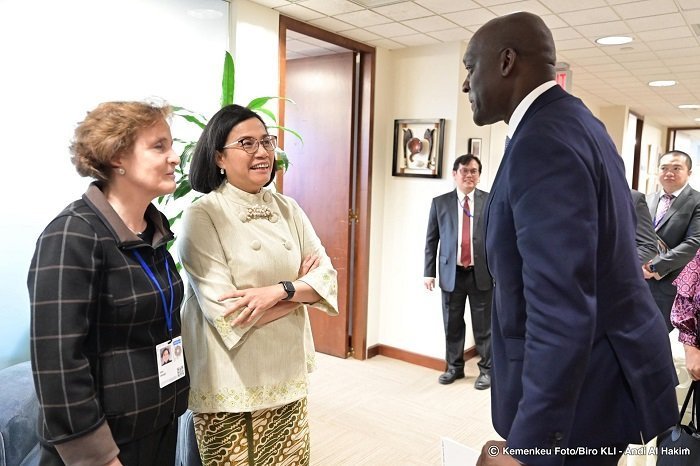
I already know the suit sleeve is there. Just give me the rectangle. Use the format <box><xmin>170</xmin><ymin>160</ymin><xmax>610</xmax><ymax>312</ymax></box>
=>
<box><xmin>177</xmin><ymin>203</ymin><xmax>257</xmax><ymax>350</ymax></box>
<box><xmin>505</xmin><ymin>135</ymin><xmax>598</xmax><ymax>462</ymax></box>
<box><xmin>652</xmin><ymin>200</ymin><xmax>700</xmax><ymax>277</ymax></box>
<box><xmin>424</xmin><ymin>199</ymin><xmax>439</xmax><ymax>277</ymax></box>
<box><xmin>632</xmin><ymin>191</ymin><xmax>658</xmax><ymax>264</ymax></box>
<box><xmin>28</xmin><ymin>215</ymin><xmax>119</xmax><ymax>466</ymax></box>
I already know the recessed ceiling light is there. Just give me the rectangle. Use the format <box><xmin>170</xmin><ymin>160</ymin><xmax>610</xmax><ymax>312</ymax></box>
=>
<box><xmin>679</xmin><ymin>104</ymin><xmax>700</xmax><ymax>109</ymax></box>
<box><xmin>648</xmin><ymin>80</ymin><xmax>677</xmax><ymax>87</ymax></box>
<box><xmin>595</xmin><ymin>36</ymin><xmax>633</xmax><ymax>45</ymax></box>
<box><xmin>695</xmin><ymin>118</ymin><xmax>700</xmax><ymax>122</ymax></box>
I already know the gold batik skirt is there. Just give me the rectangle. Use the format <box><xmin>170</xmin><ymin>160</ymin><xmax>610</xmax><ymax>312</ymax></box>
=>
<box><xmin>193</xmin><ymin>398</ymin><xmax>310</xmax><ymax>466</ymax></box>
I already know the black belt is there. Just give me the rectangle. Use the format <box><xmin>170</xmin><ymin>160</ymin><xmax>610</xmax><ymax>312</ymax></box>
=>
<box><xmin>456</xmin><ymin>265</ymin><xmax>474</xmax><ymax>272</ymax></box>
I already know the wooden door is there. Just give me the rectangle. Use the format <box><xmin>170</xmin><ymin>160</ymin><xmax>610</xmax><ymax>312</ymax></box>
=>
<box><xmin>283</xmin><ymin>53</ymin><xmax>355</xmax><ymax>358</ymax></box>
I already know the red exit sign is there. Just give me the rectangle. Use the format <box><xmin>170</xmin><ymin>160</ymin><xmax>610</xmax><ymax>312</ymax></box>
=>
<box><xmin>556</xmin><ymin>69</ymin><xmax>571</xmax><ymax>91</ymax></box>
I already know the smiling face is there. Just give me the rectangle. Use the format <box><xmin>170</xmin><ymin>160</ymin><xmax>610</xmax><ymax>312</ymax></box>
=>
<box><xmin>114</xmin><ymin>118</ymin><xmax>179</xmax><ymax>200</ymax></box>
<box><xmin>217</xmin><ymin>117</ymin><xmax>273</xmax><ymax>194</ymax></box>
<box><xmin>453</xmin><ymin>159</ymin><xmax>481</xmax><ymax>195</ymax></box>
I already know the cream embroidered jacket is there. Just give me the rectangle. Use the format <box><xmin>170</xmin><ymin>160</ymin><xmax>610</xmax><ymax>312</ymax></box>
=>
<box><xmin>178</xmin><ymin>182</ymin><xmax>338</xmax><ymax>413</ymax></box>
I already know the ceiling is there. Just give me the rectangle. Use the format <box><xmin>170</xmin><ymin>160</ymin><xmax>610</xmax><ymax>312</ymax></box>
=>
<box><xmin>248</xmin><ymin>0</ymin><xmax>700</xmax><ymax>129</ymax></box>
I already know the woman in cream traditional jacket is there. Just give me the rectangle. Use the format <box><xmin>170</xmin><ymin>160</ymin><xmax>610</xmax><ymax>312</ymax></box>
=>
<box><xmin>178</xmin><ymin>104</ymin><xmax>338</xmax><ymax>466</ymax></box>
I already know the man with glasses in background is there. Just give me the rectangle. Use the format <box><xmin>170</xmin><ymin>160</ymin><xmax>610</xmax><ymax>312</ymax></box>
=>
<box><xmin>424</xmin><ymin>154</ymin><xmax>492</xmax><ymax>390</ymax></box>
<box><xmin>645</xmin><ymin>150</ymin><xmax>700</xmax><ymax>331</ymax></box>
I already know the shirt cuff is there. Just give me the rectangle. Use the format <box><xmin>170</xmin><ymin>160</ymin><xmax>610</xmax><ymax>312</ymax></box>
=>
<box><xmin>54</xmin><ymin>421</ymin><xmax>119</xmax><ymax>466</ymax></box>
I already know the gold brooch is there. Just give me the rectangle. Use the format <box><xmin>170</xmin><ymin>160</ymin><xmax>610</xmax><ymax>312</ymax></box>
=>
<box><xmin>244</xmin><ymin>205</ymin><xmax>273</xmax><ymax>222</ymax></box>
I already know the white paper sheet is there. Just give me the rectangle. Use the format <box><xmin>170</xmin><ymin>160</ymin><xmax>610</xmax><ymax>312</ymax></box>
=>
<box><xmin>441</xmin><ymin>437</ymin><xmax>480</xmax><ymax>466</ymax></box>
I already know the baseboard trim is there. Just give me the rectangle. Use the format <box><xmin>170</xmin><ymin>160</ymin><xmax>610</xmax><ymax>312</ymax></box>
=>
<box><xmin>366</xmin><ymin>344</ymin><xmax>477</xmax><ymax>371</ymax></box>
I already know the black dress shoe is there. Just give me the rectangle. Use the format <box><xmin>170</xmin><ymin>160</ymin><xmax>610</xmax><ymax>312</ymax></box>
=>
<box><xmin>439</xmin><ymin>369</ymin><xmax>465</xmax><ymax>385</ymax></box>
<box><xmin>474</xmin><ymin>373</ymin><xmax>491</xmax><ymax>390</ymax></box>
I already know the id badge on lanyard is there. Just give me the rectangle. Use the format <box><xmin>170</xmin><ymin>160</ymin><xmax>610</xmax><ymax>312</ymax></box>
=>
<box><xmin>133</xmin><ymin>250</ymin><xmax>186</xmax><ymax>388</ymax></box>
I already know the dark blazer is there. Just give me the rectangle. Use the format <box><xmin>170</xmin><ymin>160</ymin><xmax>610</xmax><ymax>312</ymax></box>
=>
<box><xmin>484</xmin><ymin>84</ymin><xmax>677</xmax><ymax>465</ymax></box>
<box><xmin>424</xmin><ymin>188</ymin><xmax>491</xmax><ymax>292</ymax></box>
<box><xmin>646</xmin><ymin>185</ymin><xmax>700</xmax><ymax>280</ymax></box>
<box><xmin>631</xmin><ymin>189</ymin><xmax>657</xmax><ymax>264</ymax></box>
<box><xmin>28</xmin><ymin>183</ymin><xmax>189</xmax><ymax>463</ymax></box>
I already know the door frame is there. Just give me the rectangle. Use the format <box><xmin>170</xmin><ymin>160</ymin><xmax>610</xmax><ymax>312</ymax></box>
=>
<box><xmin>278</xmin><ymin>15</ymin><xmax>375</xmax><ymax>360</ymax></box>
<box><xmin>667</xmin><ymin>127</ymin><xmax>700</xmax><ymax>152</ymax></box>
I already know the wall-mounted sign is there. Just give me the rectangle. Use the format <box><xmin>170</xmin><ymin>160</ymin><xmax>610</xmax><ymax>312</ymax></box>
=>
<box><xmin>555</xmin><ymin>62</ymin><xmax>572</xmax><ymax>92</ymax></box>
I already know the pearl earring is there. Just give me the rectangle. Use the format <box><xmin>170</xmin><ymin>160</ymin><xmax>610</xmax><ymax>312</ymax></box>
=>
<box><xmin>117</xmin><ymin>168</ymin><xmax>126</xmax><ymax>175</ymax></box>
<box><xmin>220</xmin><ymin>168</ymin><xmax>225</xmax><ymax>175</ymax></box>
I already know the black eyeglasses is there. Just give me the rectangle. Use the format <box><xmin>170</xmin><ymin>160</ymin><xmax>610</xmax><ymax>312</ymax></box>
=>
<box><xmin>222</xmin><ymin>135</ymin><xmax>277</xmax><ymax>155</ymax></box>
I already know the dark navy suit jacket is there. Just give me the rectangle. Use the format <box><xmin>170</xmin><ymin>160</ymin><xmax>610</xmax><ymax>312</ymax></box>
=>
<box><xmin>484</xmin><ymin>84</ymin><xmax>678</xmax><ymax>465</ymax></box>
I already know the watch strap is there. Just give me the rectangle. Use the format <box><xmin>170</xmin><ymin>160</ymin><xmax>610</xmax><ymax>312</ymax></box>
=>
<box><xmin>279</xmin><ymin>281</ymin><xmax>295</xmax><ymax>300</ymax></box>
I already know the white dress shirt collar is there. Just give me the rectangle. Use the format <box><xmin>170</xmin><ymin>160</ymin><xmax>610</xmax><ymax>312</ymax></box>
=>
<box><xmin>667</xmin><ymin>183</ymin><xmax>688</xmax><ymax>198</ymax></box>
<box><xmin>458</xmin><ymin>189</ymin><xmax>473</xmax><ymax>205</ymax></box>
<box><xmin>507</xmin><ymin>80</ymin><xmax>558</xmax><ymax>139</ymax></box>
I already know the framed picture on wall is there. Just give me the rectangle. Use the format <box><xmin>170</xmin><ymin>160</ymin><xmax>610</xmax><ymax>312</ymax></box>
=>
<box><xmin>392</xmin><ymin>118</ymin><xmax>445</xmax><ymax>178</ymax></box>
<box><xmin>468</xmin><ymin>138</ymin><xmax>482</xmax><ymax>158</ymax></box>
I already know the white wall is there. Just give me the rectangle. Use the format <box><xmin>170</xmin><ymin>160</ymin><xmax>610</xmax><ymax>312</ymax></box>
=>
<box><xmin>366</xmin><ymin>47</ymin><xmax>392</xmax><ymax>348</ymax></box>
<box><xmin>366</xmin><ymin>40</ymin><xmax>508</xmax><ymax>359</ymax></box>
<box><xmin>377</xmin><ymin>44</ymin><xmax>457</xmax><ymax>357</ymax></box>
<box><xmin>229</xmin><ymin>0</ymin><xmax>280</xmax><ymax>110</ymax></box>
<box><xmin>675</xmin><ymin>129</ymin><xmax>700</xmax><ymax>190</ymax></box>
<box><xmin>621</xmin><ymin>112</ymin><xmax>638</xmax><ymax>187</ymax></box>
<box><xmin>599</xmin><ymin>105</ymin><xmax>629</xmax><ymax>155</ymax></box>
<box><xmin>218</xmin><ymin>5</ymin><xmax>472</xmax><ymax>359</ymax></box>
<box><xmin>1</xmin><ymin>0</ymin><xmax>668</xmax><ymax>368</ymax></box>
<box><xmin>0</xmin><ymin>0</ymin><xmax>229</xmax><ymax>369</ymax></box>
<box><xmin>639</xmin><ymin>119</ymin><xmax>665</xmax><ymax>194</ymax></box>
<box><xmin>220</xmin><ymin>11</ymin><xmax>515</xmax><ymax>358</ymax></box>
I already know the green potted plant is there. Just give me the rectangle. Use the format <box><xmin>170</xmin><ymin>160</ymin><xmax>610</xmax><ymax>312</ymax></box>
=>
<box><xmin>158</xmin><ymin>51</ymin><xmax>300</xmax><ymax>232</ymax></box>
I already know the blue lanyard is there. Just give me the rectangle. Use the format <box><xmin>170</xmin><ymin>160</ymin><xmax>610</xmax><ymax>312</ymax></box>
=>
<box><xmin>133</xmin><ymin>249</ymin><xmax>174</xmax><ymax>338</ymax></box>
<box><xmin>460</xmin><ymin>197</ymin><xmax>473</xmax><ymax>218</ymax></box>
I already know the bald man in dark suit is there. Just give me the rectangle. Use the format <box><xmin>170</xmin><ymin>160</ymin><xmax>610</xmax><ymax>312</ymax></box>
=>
<box><xmin>464</xmin><ymin>12</ymin><xmax>678</xmax><ymax>466</ymax></box>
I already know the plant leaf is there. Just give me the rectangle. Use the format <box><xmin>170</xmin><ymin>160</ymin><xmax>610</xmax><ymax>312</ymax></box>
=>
<box><xmin>181</xmin><ymin>143</ymin><xmax>196</xmax><ymax>166</ymax></box>
<box><xmin>268</xmin><ymin>125</ymin><xmax>303</xmax><ymax>143</ymax></box>
<box><xmin>275</xmin><ymin>149</ymin><xmax>290</xmax><ymax>172</ymax></box>
<box><xmin>247</xmin><ymin>96</ymin><xmax>295</xmax><ymax>110</ymax></box>
<box><xmin>255</xmin><ymin>107</ymin><xmax>277</xmax><ymax>123</ymax></box>
<box><xmin>173</xmin><ymin>106</ymin><xmax>207</xmax><ymax>120</ymax></box>
<box><xmin>221</xmin><ymin>51</ymin><xmax>235</xmax><ymax>107</ymax></box>
<box><xmin>247</xmin><ymin>96</ymin><xmax>275</xmax><ymax>109</ymax></box>
<box><xmin>168</xmin><ymin>211</ymin><xmax>184</xmax><ymax>225</ymax></box>
<box><xmin>173</xmin><ymin>180</ymin><xmax>192</xmax><ymax>200</ymax></box>
<box><xmin>177</xmin><ymin>114</ymin><xmax>206</xmax><ymax>129</ymax></box>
